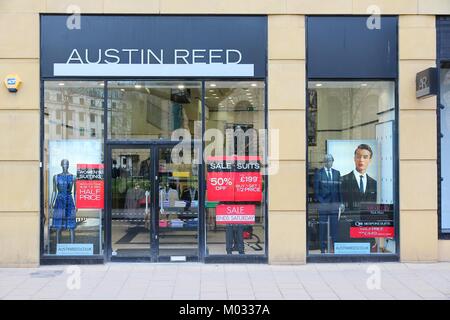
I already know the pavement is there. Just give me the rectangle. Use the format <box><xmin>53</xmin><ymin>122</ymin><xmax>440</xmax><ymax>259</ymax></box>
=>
<box><xmin>0</xmin><ymin>262</ymin><xmax>449</xmax><ymax>300</ymax></box>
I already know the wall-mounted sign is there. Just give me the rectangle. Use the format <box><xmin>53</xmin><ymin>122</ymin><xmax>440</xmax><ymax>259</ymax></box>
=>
<box><xmin>216</xmin><ymin>204</ymin><xmax>255</xmax><ymax>225</ymax></box>
<box><xmin>76</xmin><ymin>164</ymin><xmax>104</xmax><ymax>209</ymax></box>
<box><xmin>41</xmin><ymin>15</ymin><xmax>267</xmax><ymax>78</ymax></box>
<box><xmin>416</xmin><ymin>67</ymin><xmax>437</xmax><ymax>99</ymax></box>
<box><xmin>3</xmin><ymin>74</ymin><xmax>21</xmax><ymax>92</ymax></box>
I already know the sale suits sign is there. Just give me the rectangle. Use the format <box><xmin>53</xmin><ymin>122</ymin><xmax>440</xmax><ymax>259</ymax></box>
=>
<box><xmin>206</xmin><ymin>156</ymin><xmax>262</xmax><ymax>202</ymax></box>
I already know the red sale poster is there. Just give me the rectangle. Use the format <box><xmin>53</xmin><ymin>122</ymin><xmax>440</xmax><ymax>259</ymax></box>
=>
<box><xmin>350</xmin><ymin>227</ymin><xmax>395</xmax><ymax>238</ymax></box>
<box><xmin>76</xmin><ymin>164</ymin><xmax>104</xmax><ymax>209</ymax></box>
<box><xmin>206</xmin><ymin>156</ymin><xmax>235</xmax><ymax>201</ymax></box>
<box><xmin>216</xmin><ymin>204</ymin><xmax>255</xmax><ymax>225</ymax></box>
<box><xmin>206</xmin><ymin>156</ymin><xmax>263</xmax><ymax>202</ymax></box>
<box><xmin>234</xmin><ymin>156</ymin><xmax>262</xmax><ymax>202</ymax></box>
<box><xmin>206</xmin><ymin>171</ymin><xmax>235</xmax><ymax>201</ymax></box>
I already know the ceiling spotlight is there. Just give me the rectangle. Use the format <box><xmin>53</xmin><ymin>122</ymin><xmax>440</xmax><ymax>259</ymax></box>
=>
<box><xmin>134</xmin><ymin>85</ymin><xmax>142</xmax><ymax>89</ymax></box>
<box><xmin>361</xmin><ymin>83</ymin><xmax>368</xmax><ymax>87</ymax></box>
<box><xmin>210</xmin><ymin>83</ymin><xmax>217</xmax><ymax>87</ymax></box>
<box><xmin>178</xmin><ymin>85</ymin><xmax>185</xmax><ymax>89</ymax></box>
<box><xmin>251</xmin><ymin>83</ymin><xmax>257</xmax><ymax>87</ymax></box>
<box><xmin>315</xmin><ymin>83</ymin><xmax>322</xmax><ymax>87</ymax></box>
<box><xmin>120</xmin><ymin>89</ymin><xmax>125</xmax><ymax>92</ymax></box>
<box><xmin>58</xmin><ymin>83</ymin><xmax>65</xmax><ymax>86</ymax></box>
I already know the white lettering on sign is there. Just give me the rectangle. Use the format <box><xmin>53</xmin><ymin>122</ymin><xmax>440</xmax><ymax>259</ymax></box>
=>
<box><xmin>105</xmin><ymin>49</ymin><xmax>120</xmax><ymax>64</ymax></box>
<box><xmin>226</xmin><ymin>206</ymin><xmax>246</xmax><ymax>214</ymax></box>
<box><xmin>216</xmin><ymin>215</ymin><xmax>255</xmax><ymax>222</ymax></box>
<box><xmin>57</xmin><ymin>48</ymin><xmax>253</xmax><ymax>77</ymax></box>
<box><xmin>65</xmin><ymin>48</ymin><xmax>244</xmax><ymax>65</ymax></box>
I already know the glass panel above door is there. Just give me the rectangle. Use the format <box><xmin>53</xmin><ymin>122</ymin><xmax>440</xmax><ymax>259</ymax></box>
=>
<box><xmin>107</xmin><ymin>81</ymin><xmax>202</xmax><ymax>140</ymax></box>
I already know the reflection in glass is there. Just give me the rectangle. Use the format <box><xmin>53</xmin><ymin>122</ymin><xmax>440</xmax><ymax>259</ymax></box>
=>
<box><xmin>108</xmin><ymin>81</ymin><xmax>202</xmax><ymax>140</ymax></box>
<box><xmin>204</xmin><ymin>81</ymin><xmax>266</xmax><ymax>256</ymax></box>
<box><xmin>111</xmin><ymin>148</ymin><xmax>152</xmax><ymax>258</ymax></box>
<box><xmin>157</xmin><ymin>146</ymin><xmax>199</xmax><ymax>257</ymax></box>
<box><xmin>43</xmin><ymin>81</ymin><xmax>104</xmax><ymax>256</ymax></box>
<box><xmin>307</xmin><ymin>81</ymin><xmax>396</xmax><ymax>255</ymax></box>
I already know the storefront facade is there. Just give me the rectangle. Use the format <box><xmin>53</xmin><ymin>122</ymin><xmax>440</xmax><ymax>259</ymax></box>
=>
<box><xmin>0</xmin><ymin>1</ymin><xmax>449</xmax><ymax>266</ymax></box>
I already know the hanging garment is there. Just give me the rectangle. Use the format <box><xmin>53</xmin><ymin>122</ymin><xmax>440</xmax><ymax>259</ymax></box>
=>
<box><xmin>159</xmin><ymin>187</ymin><xmax>179</xmax><ymax>209</ymax></box>
<box><xmin>125</xmin><ymin>187</ymin><xmax>145</xmax><ymax>209</ymax></box>
<box><xmin>52</xmin><ymin>174</ymin><xmax>76</xmax><ymax>230</ymax></box>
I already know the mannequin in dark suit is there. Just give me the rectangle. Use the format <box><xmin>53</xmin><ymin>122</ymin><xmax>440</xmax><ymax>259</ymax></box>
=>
<box><xmin>341</xmin><ymin>144</ymin><xmax>377</xmax><ymax>245</ymax></box>
<box><xmin>314</xmin><ymin>154</ymin><xmax>343</xmax><ymax>253</ymax></box>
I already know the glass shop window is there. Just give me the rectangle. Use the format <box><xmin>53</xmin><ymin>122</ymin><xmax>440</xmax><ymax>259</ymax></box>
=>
<box><xmin>307</xmin><ymin>81</ymin><xmax>396</xmax><ymax>255</ymax></box>
<box><xmin>43</xmin><ymin>81</ymin><xmax>105</xmax><ymax>256</ymax></box>
<box><xmin>204</xmin><ymin>81</ymin><xmax>266</xmax><ymax>256</ymax></box>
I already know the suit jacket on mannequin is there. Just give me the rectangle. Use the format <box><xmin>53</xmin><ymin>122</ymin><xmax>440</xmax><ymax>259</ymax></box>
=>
<box><xmin>314</xmin><ymin>167</ymin><xmax>342</xmax><ymax>213</ymax></box>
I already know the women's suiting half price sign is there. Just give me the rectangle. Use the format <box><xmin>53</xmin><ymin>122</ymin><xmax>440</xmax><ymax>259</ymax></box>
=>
<box><xmin>76</xmin><ymin>164</ymin><xmax>104</xmax><ymax>209</ymax></box>
<box><xmin>206</xmin><ymin>156</ymin><xmax>262</xmax><ymax>202</ymax></box>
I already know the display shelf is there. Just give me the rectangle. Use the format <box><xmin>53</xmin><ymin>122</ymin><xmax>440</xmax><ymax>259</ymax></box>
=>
<box><xmin>160</xmin><ymin>206</ymin><xmax>198</xmax><ymax>214</ymax></box>
<box><xmin>159</xmin><ymin>226</ymin><xmax>198</xmax><ymax>232</ymax></box>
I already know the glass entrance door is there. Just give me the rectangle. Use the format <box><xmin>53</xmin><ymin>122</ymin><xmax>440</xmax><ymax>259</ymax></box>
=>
<box><xmin>156</xmin><ymin>146</ymin><xmax>199</xmax><ymax>260</ymax></box>
<box><xmin>110</xmin><ymin>147</ymin><xmax>154</xmax><ymax>260</ymax></box>
<box><xmin>108</xmin><ymin>145</ymin><xmax>199</xmax><ymax>261</ymax></box>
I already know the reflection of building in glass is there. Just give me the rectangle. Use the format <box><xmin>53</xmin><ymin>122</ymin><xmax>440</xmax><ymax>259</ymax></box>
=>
<box><xmin>45</xmin><ymin>86</ymin><xmax>107</xmax><ymax>140</ymax></box>
<box><xmin>108</xmin><ymin>82</ymin><xmax>202</xmax><ymax>140</ymax></box>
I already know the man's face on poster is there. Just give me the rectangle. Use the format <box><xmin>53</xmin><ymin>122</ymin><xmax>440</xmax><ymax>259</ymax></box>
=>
<box><xmin>354</xmin><ymin>148</ymin><xmax>372</xmax><ymax>174</ymax></box>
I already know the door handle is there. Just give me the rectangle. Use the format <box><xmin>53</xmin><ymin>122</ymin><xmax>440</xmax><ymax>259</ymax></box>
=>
<box><xmin>145</xmin><ymin>190</ymin><xmax>150</xmax><ymax>211</ymax></box>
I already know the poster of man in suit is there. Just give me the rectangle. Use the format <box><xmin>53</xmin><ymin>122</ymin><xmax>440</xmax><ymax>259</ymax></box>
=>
<box><xmin>340</xmin><ymin>143</ymin><xmax>378</xmax><ymax>251</ymax></box>
<box><xmin>325</xmin><ymin>141</ymin><xmax>379</xmax><ymax>252</ymax></box>
<box><xmin>340</xmin><ymin>143</ymin><xmax>377</xmax><ymax>216</ymax></box>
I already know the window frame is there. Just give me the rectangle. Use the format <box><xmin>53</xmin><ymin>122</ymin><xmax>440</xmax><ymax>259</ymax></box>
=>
<box><xmin>305</xmin><ymin>78</ymin><xmax>400</xmax><ymax>263</ymax></box>
<box><xmin>40</xmin><ymin>79</ymin><xmax>268</xmax><ymax>265</ymax></box>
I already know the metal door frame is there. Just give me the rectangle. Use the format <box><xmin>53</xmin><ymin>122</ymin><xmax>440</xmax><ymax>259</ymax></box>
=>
<box><xmin>106</xmin><ymin>142</ymin><xmax>200</xmax><ymax>262</ymax></box>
